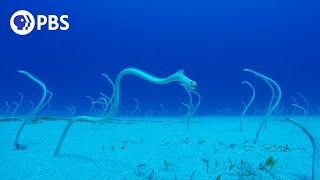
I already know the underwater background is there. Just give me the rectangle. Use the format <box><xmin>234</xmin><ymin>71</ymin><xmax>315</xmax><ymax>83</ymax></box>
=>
<box><xmin>1</xmin><ymin>0</ymin><xmax>320</xmax><ymax>179</ymax></box>
<box><xmin>1</xmin><ymin>0</ymin><xmax>320</xmax><ymax>116</ymax></box>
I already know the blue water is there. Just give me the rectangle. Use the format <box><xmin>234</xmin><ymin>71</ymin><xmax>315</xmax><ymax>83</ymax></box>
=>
<box><xmin>0</xmin><ymin>0</ymin><xmax>320</xmax><ymax>115</ymax></box>
<box><xmin>1</xmin><ymin>1</ymin><xmax>320</xmax><ymax>179</ymax></box>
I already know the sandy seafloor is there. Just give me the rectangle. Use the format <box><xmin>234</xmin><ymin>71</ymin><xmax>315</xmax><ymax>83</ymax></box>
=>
<box><xmin>0</xmin><ymin>116</ymin><xmax>318</xmax><ymax>179</ymax></box>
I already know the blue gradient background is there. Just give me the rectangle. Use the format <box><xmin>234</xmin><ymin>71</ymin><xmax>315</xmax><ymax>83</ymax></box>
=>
<box><xmin>0</xmin><ymin>0</ymin><xmax>319</xmax><ymax>115</ymax></box>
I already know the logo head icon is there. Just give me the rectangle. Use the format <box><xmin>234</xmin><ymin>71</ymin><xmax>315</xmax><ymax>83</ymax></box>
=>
<box><xmin>10</xmin><ymin>10</ymin><xmax>35</xmax><ymax>35</ymax></box>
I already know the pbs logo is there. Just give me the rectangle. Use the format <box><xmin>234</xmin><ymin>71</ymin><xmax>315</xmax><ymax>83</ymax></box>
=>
<box><xmin>10</xmin><ymin>10</ymin><xmax>69</xmax><ymax>36</ymax></box>
<box><xmin>10</xmin><ymin>10</ymin><xmax>35</xmax><ymax>35</ymax></box>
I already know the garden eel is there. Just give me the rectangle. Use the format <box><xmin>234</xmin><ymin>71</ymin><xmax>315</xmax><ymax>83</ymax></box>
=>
<box><xmin>15</xmin><ymin>70</ymin><xmax>51</xmax><ymax>150</ymax></box>
<box><xmin>54</xmin><ymin>67</ymin><xmax>197</xmax><ymax>156</ymax></box>
<box><xmin>243</xmin><ymin>69</ymin><xmax>282</xmax><ymax>144</ymax></box>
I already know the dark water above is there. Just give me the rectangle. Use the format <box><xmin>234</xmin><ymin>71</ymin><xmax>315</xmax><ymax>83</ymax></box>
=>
<box><xmin>0</xmin><ymin>0</ymin><xmax>319</xmax><ymax>115</ymax></box>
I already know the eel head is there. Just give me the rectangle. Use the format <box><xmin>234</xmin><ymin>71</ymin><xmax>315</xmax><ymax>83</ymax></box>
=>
<box><xmin>174</xmin><ymin>70</ymin><xmax>197</xmax><ymax>90</ymax></box>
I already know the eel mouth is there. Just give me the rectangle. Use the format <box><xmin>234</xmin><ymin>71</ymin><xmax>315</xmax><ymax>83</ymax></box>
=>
<box><xmin>189</xmin><ymin>84</ymin><xmax>197</xmax><ymax>90</ymax></box>
<box><xmin>181</xmin><ymin>82</ymin><xmax>197</xmax><ymax>91</ymax></box>
<box><xmin>189</xmin><ymin>81</ymin><xmax>198</xmax><ymax>90</ymax></box>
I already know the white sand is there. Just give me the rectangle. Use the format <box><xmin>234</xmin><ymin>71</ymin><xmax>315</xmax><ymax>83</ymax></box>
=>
<box><xmin>0</xmin><ymin>116</ymin><xmax>318</xmax><ymax>179</ymax></box>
